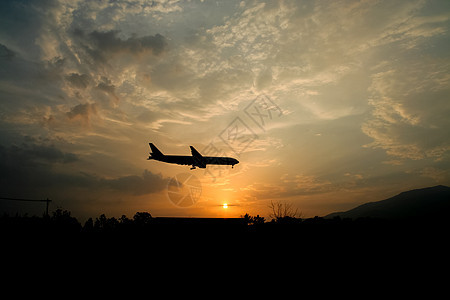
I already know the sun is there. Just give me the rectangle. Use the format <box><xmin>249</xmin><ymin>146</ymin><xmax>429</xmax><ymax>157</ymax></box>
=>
<box><xmin>222</xmin><ymin>203</ymin><xmax>228</xmax><ymax>209</ymax></box>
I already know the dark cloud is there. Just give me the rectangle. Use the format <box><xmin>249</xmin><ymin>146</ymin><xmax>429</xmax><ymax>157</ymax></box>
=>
<box><xmin>66</xmin><ymin>103</ymin><xmax>98</xmax><ymax>124</ymax></box>
<box><xmin>65</xmin><ymin>73</ymin><xmax>90</xmax><ymax>89</ymax></box>
<box><xmin>0</xmin><ymin>0</ymin><xmax>45</xmax><ymax>60</ymax></box>
<box><xmin>0</xmin><ymin>141</ymin><xmax>168</xmax><ymax>199</ymax></box>
<box><xmin>0</xmin><ymin>140</ymin><xmax>81</xmax><ymax>198</ymax></box>
<box><xmin>97</xmin><ymin>82</ymin><xmax>116</xmax><ymax>94</ymax></box>
<box><xmin>95</xmin><ymin>77</ymin><xmax>120</xmax><ymax>105</ymax></box>
<box><xmin>72</xmin><ymin>29</ymin><xmax>167</xmax><ymax>64</ymax></box>
<box><xmin>0</xmin><ymin>43</ymin><xmax>15</xmax><ymax>60</ymax></box>
<box><xmin>1</xmin><ymin>140</ymin><xmax>78</xmax><ymax>166</ymax></box>
<box><xmin>101</xmin><ymin>170</ymin><xmax>167</xmax><ymax>196</ymax></box>
<box><xmin>89</xmin><ymin>30</ymin><xmax>166</xmax><ymax>54</ymax></box>
<box><xmin>25</xmin><ymin>143</ymin><xmax>78</xmax><ymax>164</ymax></box>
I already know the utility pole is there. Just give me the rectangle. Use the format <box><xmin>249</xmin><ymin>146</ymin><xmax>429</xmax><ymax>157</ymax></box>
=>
<box><xmin>45</xmin><ymin>198</ymin><xmax>51</xmax><ymax>217</ymax></box>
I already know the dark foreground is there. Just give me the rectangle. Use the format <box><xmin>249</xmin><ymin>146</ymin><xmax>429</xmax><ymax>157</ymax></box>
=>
<box><xmin>2</xmin><ymin>210</ymin><xmax>448</xmax><ymax>246</ymax></box>
<box><xmin>2</xmin><ymin>210</ymin><xmax>449</xmax><ymax>280</ymax></box>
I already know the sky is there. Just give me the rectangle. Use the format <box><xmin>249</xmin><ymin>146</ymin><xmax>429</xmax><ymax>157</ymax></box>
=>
<box><xmin>1</xmin><ymin>0</ymin><xmax>449</xmax><ymax>220</ymax></box>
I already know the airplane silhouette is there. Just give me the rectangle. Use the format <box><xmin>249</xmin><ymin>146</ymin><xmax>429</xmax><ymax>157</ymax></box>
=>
<box><xmin>147</xmin><ymin>143</ymin><xmax>239</xmax><ymax>170</ymax></box>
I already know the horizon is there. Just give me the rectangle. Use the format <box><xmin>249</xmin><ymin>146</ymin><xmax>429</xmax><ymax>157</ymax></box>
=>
<box><xmin>2</xmin><ymin>184</ymin><xmax>449</xmax><ymax>225</ymax></box>
<box><xmin>1</xmin><ymin>184</ymin><xmax>448</xmax><ymax>223</ymax></box>
<box><xmin>1</xmin><ymin>0</ymin><xmax>450</xmax><ymax>221</ymax></box>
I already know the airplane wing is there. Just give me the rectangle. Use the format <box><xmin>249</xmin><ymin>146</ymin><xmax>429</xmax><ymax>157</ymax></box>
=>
<box><xmin>190</xmin><ymin>146</ymin><xmax>206</xmax><ymax>168</ymax></box>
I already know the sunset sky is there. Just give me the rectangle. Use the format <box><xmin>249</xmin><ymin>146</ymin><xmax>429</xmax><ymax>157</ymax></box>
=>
<box><xmin>1</xmin><ymin>0</ymin><xmax>449</xmax><ymax>220</ymax></box>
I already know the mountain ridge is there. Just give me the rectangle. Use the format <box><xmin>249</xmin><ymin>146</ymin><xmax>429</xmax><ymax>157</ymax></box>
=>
<box><xmin>325</xmin><ymin>185</ymin><xmax>450</xmax><ymax>220</ymax></box>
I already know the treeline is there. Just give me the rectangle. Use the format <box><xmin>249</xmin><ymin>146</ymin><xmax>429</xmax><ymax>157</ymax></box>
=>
<box><xmin>2</xmin><ymin>208</ymin><xmax>444</xmax><ymax>236</ymax></box>
<box><xmin>0</xmin><ymin>209</ymin><xmax>157</xmax><ymax>234</ymax></box>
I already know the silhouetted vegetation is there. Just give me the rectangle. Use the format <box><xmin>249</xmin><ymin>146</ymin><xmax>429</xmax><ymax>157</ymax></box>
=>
<box><xmin>242</xmin><ymin>213</ymin><xmax>265</xmax><ymax>226</ymax></box>
<box><xmin>268</xmin><ymin>201</ymin><xmax>302</xmax><ymax>223</ymax></box>
<box><xmin>3</xmin><ymin>210</ymin><xmax>447</xmax><ymax>269</ymax></box>
<box><xmin>1</xmin><ymin>209</ymin><xmax>447</xmax><ymax>241</ymax></box>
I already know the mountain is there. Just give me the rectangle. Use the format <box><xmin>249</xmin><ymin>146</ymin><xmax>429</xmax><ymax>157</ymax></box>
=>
<box><xmin>325</xmin><ymin>185</ymin><xmax>450</xmax><ymax>220</ymax></box>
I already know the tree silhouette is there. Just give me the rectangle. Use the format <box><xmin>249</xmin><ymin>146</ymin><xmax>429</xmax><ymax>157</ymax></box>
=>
<box><xmin>83</xmin><ymin>217</ymin><xmax>94</xmax><ymax>232</ymax></box>
<box><xmin>242</xmin><ymin>213</ymin><xmax>265</xmax><ymax>225</ymax></box>
<box><xmin>51</xmin><ymin>208</ymin><xmax>81</xmax><ymax>232</ymax></box>
<box><xmin>133</xmin><ymin>212</ymin><xmax>152</xmax><ymax>226</ymax></box>
<box><xmin>94</xmin><ymin>214</ymin><xmax>119</xmax><ymax>232</ymax></box>
<box><xmin>268</xmin><ymin>201</ymin><xmax>302</xmax><ymax>223</ymax></box>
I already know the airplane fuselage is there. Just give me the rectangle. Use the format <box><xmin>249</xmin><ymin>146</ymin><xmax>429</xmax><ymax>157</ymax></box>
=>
<box><xmin>147</xmin><ymin>143</ymin><xmax>239</xmax><ymax>170</ymax></box>
<box><xmin>148</xmin><ymin>155</ymin><xmax>238</xmax><ymax>168</ymax></box>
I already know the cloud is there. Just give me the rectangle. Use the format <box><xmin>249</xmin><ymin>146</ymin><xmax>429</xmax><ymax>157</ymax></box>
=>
<box><xmin>2</xmin><ymin>139</ymin><xmax>79</xmax><ymax>166</ymax></box>
<box><xmin>66</xmin><ymin>103</ymin><xmax>98</xmax><ymax>124</ymax></box>
<box><xmin>0</xmin><ymin>140</ymin><xmax>167</xmax><ymax>198</ymax></box>
<box><xmin>95</xmin><ymin>78</ymin><xmax>121</xmax><ymax>106</ymax></box>
<box><xmin>0</xmin><ymin>43</ymin><xmax>15</xmax><ymax>60</ymax></box>
<box><xmin>419</xmin><ymin>167</ymin><xmax>448</xmax><ymax>183</ymax></box>
<box><xmin>0</xmin><ymin>139</ymin><xmax>81</xmax><ymax>197</ymax></box>
<box><xmin>362</xmin><ymin>61</ymin><xmax>450</xmax><ymax>161</ymax></box>
<box><xmin>91</xmin><ymin>30</ymin><xmax>166</xmax><ymax>55</ymax></box>
<box><xmin>65</xmin><ymin>73</ymin><xmax>90</xmax><ymax>89</ymax></box>
<box><xmin>72</xmin><ymin>29</ymin><xmax>167</xmax><ymax>65</ymax></box>
<box><xmin>101</xmin><ymin>170</ymin><xmax>167</xmax><ymax>196</ymax></box>
<box><xmin>242</xmin><ymin>173</ymin><xmax>333</xmax><ymax>201</ymax></box>
<box><xmin>0</xmin><ymin>1</ymin><xmax>170</xmax><ymax>124</ymax></box>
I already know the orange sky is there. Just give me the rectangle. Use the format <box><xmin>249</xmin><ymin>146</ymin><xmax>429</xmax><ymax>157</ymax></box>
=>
<box><xmin>1</xmin><ymin>0</ymin><xmax>449</xmax><ymax>221</ymax></box>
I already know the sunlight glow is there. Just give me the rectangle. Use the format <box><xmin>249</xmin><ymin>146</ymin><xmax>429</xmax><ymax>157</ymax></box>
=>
<box><xmin>222</xmin><ymin>203</ymin><xmax>228</xmax><ymax>209</ymax></box>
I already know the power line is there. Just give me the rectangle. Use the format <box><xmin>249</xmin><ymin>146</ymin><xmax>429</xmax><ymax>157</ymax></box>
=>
<box><xmin>0</xmin><ymin>197</ymin><xmax>52</xmax><ymax>216</ymax></box>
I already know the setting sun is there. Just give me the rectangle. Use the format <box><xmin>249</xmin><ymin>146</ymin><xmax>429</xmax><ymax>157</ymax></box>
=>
<box><xmin>222</xmin><ymin>203</ymin><xmax>228</xmax><ymax>209</ymax></box>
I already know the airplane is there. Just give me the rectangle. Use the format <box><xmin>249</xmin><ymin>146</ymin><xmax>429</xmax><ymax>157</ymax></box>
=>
<box><xmin>147</xmin><ymin>143</ymin><xmax>239</xmax><ymax>170</ymax></box>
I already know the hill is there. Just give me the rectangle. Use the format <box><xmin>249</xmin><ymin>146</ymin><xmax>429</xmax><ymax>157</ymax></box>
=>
<box><xmin>325</xmin><ymin>185</ymin><xmax>450</xmax><ymax>220</ymax></box>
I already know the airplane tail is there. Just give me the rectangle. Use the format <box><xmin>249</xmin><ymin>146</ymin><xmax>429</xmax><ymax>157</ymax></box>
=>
<box><xmin>190</xmin><ymin>146</ymin><xmax>203</xmax><ymax>159</ymax></box>
<box><xmin>149</xmin><ymin>143</ymin><xmax>164</xmax><ymax>159</ymax></box>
